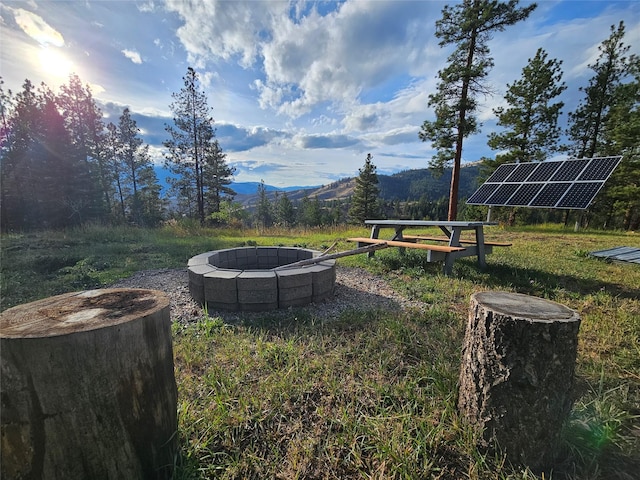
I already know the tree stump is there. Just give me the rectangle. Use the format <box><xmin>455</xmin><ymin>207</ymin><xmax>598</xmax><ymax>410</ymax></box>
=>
<box><xmin>1</xmin><ymin>289</ymin><xmax>177</xmax><ymax>480</ymax></box>
<box><xmin>458</xmin><ymin>291</ymin><xmax>581</xmax><ymax>472</ymax></box>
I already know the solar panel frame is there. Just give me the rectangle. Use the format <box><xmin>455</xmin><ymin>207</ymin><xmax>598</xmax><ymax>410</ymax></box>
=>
<box><xmin>465</xmin><ymin>156</ymin><xmax>622</xmax><ymax>210</ymax></box>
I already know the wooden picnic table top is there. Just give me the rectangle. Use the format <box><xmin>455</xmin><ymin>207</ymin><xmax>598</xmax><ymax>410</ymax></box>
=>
<box><xmin>364</xmin><ymin>220</ymin><xmax>497</xmax><ymax>228</ymax></box>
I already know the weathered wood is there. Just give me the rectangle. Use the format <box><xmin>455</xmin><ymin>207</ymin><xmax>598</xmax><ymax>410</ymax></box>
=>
<box><xmin>458</xmin><ymin>291</ymin><xmax>581</xmax><ymax>473</ymax></box>
<box><xmin>1</xmin><ymin>288</ymin><xmax>177</xmax><ymax>480</ymax></box>
<box><xmin>347</xmin><ymin>237</ymin><xmax>466</xmax><ymax>253</ymax></box>
<box><xmin>273</xmin><ymin>242</ymin><xmax>388</xmax><ymax>270</ymax></box>
<box><xmin>401</xmin><ymin>234</ymin><xmax>512</xmax><ymax>247</ymax></box>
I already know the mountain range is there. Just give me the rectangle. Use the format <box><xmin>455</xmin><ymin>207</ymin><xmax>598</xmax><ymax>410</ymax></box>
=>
<box><xmin>154</xmin><ymin>163</ymin><xmax>483</xmax><ymax>207</ymax></box>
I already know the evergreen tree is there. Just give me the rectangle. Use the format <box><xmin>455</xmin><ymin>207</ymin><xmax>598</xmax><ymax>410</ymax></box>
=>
<box><xmin>104</xmin><ymin>122</ymin><xmax>125</xmax><ymax>221</ymax></box>
<box><xmin>117</xmin><ymin>108</ymin><xmax>162</xmax><ymax>225</ymax></box>
<box><xmin>419</xmin><ymin>0</ymin><xmax>536</xmax><ymax>220</ymax></box>
<box><xmin>57</xmin><ymin>74</ymin><xmax>106</xmax><ymax>221</ymax></box>
<box><xmin>300</xmin><ymin>195</ymin><xmax>323</xmax><ymax>227</ymax></box>
<box><xmin>1</xmin><ymin>80</ymin><xmax>92</xmax><ymax>229</ymax></box>
<box><xmin>348</xmin><ymin>153</ymin><xmax>381</xmax><ymax>223</ymax></box>
<box><xmin>595</xmin><ymin>57</ymin><xmax>640</xmax><ymax>230</ymax></box>
<box><xmin>567</xmin><ymin>22</ymin><xmax>632</xmax><ymax>158</ymax></box>
<box><xmin>255</xmin><ymin>180</ymin><xmax>273</xmax><ymax>229</ymax></box>
<box><xmin>275</xmin><ymin>191</ymin><xmax>296</xmax><ymax>227</ymax></box>
<box><xmin>164</xmin><ymin>67</ymin><xmax>234</xmax><ymax>224</ymax></box>
<box><xmin>203</xmin><ymin>138</ymin><xmax>235</xmax><ymax>215</ymax></box>
<box><xmin>487</xmin><ymin>48</ymin><xmax>566</xmax><ymax>164</ymax></box>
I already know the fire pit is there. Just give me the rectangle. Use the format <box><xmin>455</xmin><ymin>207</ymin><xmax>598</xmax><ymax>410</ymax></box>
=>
<box><xmin>187</xmin><ymin>247</ymin><xmax>336</xmax><ymax>312</ymax></box>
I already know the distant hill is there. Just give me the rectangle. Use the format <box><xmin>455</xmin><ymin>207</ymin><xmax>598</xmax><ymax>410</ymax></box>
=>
<box><xmin>153</xmin><ymin>167</ymin><xmax>316</xmax><ymax>196</ymax></box>
<box><xmin>234</xmin><ymin>164</ymin><xmax>482</xmax><ymax>208</ymax></box>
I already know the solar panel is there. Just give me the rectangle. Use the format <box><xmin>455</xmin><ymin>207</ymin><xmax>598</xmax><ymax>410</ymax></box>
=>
<box><xmin>466</xmin><ymin>156</ymin><xmax>622</xmax><ymax>210</ymax></box>
<box><xmin>578</xmin><ymin>156</ymin><xmax>622</xmax><ymax>181</ymax></box>
<box><xmin>557</xmin><ymin>182</ymin><xmax>603</xmax><ymax>209</ymax></box>
<box><xmin>531</xmin><ymin>183</ymin><xmax>572</xmax><ymax>207</ymax></box>
<box><xmin>528</xmin><ymin>161</ymin><xmax>561</xmax><ymax>182</ymax></box>
<box><xmin>550</xmin><ymin>159</ymin><xmax>589</xmax><ymax>181</ymax></box>
<box><xmin>486</xmin><ymin>163</ymin><xmax>519</xmax><ymax>182</ymax></box>
<box><xmin>505</xmin><ymin>162</ymin><xmax>538</xmax><ymax>182</ymax></box>
<box><xmin>486</xmin><ymin>184</ymin><xmax>520</xmax><ymax>205</ymax></box>
<box><xmin>508</xmin><ymin>183</ymin><xmax>544</xmax><ymax>206</ymax></box>
<box><xmin>467</xmin><ymin>183</ymin><xmax>500</xmax><ymax>204</ymax></box>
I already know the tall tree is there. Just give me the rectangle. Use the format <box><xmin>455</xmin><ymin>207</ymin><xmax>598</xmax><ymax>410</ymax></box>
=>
<box><xmin>487</xmin><ymin>48</ymin><xmax>566</xmax><ymax>165</ymax></box>
<box><xmin>57</xmin><ymin>74</ymin><xmax>106</xmax><ymax>220</ymax></box>
<box><xmin>165</xmin><ymin>67</ymin><xmax>234</xmax><ymax>224</ymax></box>
<box><xmin>567</xmin><ymin>21</ymin><xmax>632</xmax><ymax>158</ymax></box>
<box><xmin>255</xmin><ymin>180</ymin><xmax>273</xmax><ymax>229</ymax></box>
<box><xmin>419</xmin><ymin>0</ymin><xmax>536</xmax><ymax>220</ymax></box>
<box><xmin>104</xmin><ymin>122</ymin><xmax>125</xmax><ymax>220</ymax></box>
<box><xmin>348</xmin><ymin>153</ymin><xmax>381</xmax><ymax>223</ymax></box>
<box><xmin>275</xmin><ymin>191</ymin><xmax>296</xmax><ymax>227</ymax></box>
<box><xmin>117</xmin><ymin>108</ymin><xmax>162</xmax><ymax>226</ymax></box>
<box><xmin>594</xmin><ymin>56</ymin><xmax>640</xmax><ymax>230</ymax></box>
<box><xmin>203</xmin><ymin>138</ymin><xmax>235</xmax><ymax>215</ymax></box>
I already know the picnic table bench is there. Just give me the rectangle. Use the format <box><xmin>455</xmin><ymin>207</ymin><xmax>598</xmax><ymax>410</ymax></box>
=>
<box><xmin>348</xmin><ymin>220</ymin><xmax>505</xmax><ymax>275</ymax></box>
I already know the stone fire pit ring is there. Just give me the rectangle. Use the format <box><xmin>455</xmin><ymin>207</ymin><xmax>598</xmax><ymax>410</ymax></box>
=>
<box><xmin>188</xmin><ymin>247</ymin><xmax>336</xmax><ymax>312</ymax></box>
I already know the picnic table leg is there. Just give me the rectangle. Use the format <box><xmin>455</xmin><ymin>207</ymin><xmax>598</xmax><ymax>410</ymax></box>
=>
<box><xmin>368</xmin><ymin>225</ymin><xmax>381</xmax><ymax>257</ymax></box>
<box><xmin>443</xmin><ymin>253</ymin><xmax>455</xmax><ymax>276</ymax></box>
<box><xmin>475</xmin><ymin>226</ymin><xmax>487</xmax><ymax>269</ymax></box>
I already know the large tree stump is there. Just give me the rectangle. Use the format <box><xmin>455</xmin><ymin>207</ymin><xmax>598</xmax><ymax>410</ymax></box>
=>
<box><xmin>1</xmin><ymin>289</ymin><xmax>177</xmax><ymax>480</ymax></box>
<box><xmin>458</xmin><ymin>291</ymin><xmax>581</xmax><ymax>472</ymax></box>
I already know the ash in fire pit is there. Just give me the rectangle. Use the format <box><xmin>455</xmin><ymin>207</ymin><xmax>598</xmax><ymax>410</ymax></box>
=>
<box><xmin>187</xmin><ymin>247</ymin><xmax>336</xmax><ymax>312</ymax></box>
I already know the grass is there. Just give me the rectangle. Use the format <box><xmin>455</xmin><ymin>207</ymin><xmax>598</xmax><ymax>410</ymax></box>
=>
<box><xmin>1</xmin><ymin>222</ymin><xmax>639</xmax><ymax>479</ymax></box>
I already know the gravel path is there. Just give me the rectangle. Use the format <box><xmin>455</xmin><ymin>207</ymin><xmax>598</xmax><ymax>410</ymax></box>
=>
<box><xmin>109</xmin><ymin>266</ymin><xmax>426</xmax><ymax>324</ymax></box>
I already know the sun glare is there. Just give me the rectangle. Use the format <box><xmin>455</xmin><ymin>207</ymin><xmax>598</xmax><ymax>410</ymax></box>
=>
<box><xmin>38</xmin><ymin>47</ymin><xmax>74</xmax><ymax>79</ymax></box>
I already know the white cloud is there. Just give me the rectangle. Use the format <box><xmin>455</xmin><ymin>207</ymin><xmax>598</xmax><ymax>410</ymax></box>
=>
<box><xmin>12</xmin><ymin>7</ymin><xmax>64</xmax><ymax>46</ymax></box>
<box><xmin>122</xmin><ymin>49</ymin><xmax>142</xmax><ymax>64</ymax></box>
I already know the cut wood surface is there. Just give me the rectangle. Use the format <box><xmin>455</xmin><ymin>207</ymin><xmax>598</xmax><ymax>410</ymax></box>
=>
<box><xmin>458</xmin><ymin>291</ymin><xmax>581</xmax><ymax>473</ymax></box>
<box><xmin>347</xmin><ymin>237</ymin><xmax>466</xmax><ymax>253</ymax></box>
<box><xmin>1</xmin><ymin>288</ymin><xmax>177</xmax><ymax>480</ymax></box>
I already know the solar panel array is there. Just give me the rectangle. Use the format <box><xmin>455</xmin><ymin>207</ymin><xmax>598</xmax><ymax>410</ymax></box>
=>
<box><xmin>466</xmin><ymin>156</ymin><xmax>622</xmax><ymax>209</ymax></box>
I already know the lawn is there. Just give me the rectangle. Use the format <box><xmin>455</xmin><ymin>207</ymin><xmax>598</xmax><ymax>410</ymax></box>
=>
<box><xmin>1</xmin><ymin>222</ymin><xmax>639</xmax><ymax>479</ymax></box>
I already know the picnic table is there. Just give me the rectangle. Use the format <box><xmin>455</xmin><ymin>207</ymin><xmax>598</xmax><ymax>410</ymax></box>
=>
<box><xmin>348</xmin><ymin>220</ymin><xmax>507</xmax><ymax>275</ymax></box>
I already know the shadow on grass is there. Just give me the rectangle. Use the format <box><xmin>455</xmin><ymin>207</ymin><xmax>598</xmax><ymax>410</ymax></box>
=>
<box><xmin>467</xmin><ymin>260</ymin><xmax>640</xmax><ymax>301</ymax></box>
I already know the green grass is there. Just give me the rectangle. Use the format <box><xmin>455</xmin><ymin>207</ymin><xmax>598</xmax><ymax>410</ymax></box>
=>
<box><xmin>2</xmin><ymin>223</ymin><xmax>639</xmax><ymax>479</ymax></box>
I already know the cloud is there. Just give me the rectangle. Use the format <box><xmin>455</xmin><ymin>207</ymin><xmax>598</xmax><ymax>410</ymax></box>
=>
<box><xmin>122</xmin><ymin>49</ymin><xmax>142</xmax><ymax>64</ymax></box>
<box><xmin>12</xmin><ymin>8</ymin><xmax>64</xmax><ymax>46</ymax></box>
<box><xmin>216</xmin><ymin>123</ymin><xmax>287</xmax><ymax>152</ymax></box>
<box><xmin>296</xmin><ymin>133</ymin><xmax>360</xmax><ymax>149</ymax></box>
<box><xmin>165</xmin><ymin>0</ymin><xmax>440</xmax><ymax>118</ymax></box>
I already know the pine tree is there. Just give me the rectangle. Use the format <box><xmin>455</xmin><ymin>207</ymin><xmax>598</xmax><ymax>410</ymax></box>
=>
<box><xmin>487</xmin><ymin>48</ymin><xmax>566</xmax><ymax>165</ymax></box>
<box><xmin>348</xmin><ymin>153</ymin><xmax>381</xmax><ymax>223</ymax></box>
<box><xmin>165</xmin><ymin>67</ymin><xmax>234</xmax><ymax>224</ymax></box>
<box><xmin>567</xmin><ymin>21</ymin><xmax>632</xmax><ymax>158</ymax></box>
<box><xmin>275</xmin><ymin>191</ymin><xmax>296</xmax><ymax>227</ymax></box>
<box><xmin>419</xmin><ymin>0</ymin><xmax>536</xmax><ymax>220</ymax></box>
<box><xmin>203</xmin><ymin>138</ymin><xmax>235</xmax><ymax>215</ymax></box>
<box><xmin>117</xmin><ymin>108</ymin><xmax>162</xmax><ymax>225</ymax></box>
<box><xmin>57</xmin><ymin>74</ymin><xmax>106</xmax><ymax>221</ymax></box>
<box><xmin>595</xmin><ymin>56</ymin><xmax>640</xmax><ymax>230</ymax></box>
<box><xmin>255</xmin><ymin>180</ymin><xmax>273</xmax><ymax>229</ymax></box>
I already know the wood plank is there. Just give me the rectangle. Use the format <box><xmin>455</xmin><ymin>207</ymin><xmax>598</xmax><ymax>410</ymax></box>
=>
<box><xmin>347</xmin><ymin>237</ymin><xmax>465</xmax><ymax>253</ymax></box>
<box><xmin>402</xmin><ymin>235</ymin><xmax>512</xmax><ymax>247</ymax></box>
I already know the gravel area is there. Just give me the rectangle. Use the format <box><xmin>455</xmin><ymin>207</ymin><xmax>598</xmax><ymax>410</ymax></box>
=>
<box><xmin>109</xmin><ymin>266</ymin><xmax>427</xmax><ymax>324</ymax></box>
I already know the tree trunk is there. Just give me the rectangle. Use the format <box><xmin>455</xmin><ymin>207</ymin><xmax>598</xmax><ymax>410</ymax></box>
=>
<box><xmin>458</xmin><ymin>291</ymin><xmax>581</xmax><ymax>473</ymax></box>
<box><xmin>1</xmin><ymin>288</ymin><xmax>177</xmax><ymax>480</ymax></box>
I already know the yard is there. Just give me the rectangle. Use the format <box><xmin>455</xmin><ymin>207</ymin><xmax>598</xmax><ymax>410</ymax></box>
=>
<box><xmin>1</xmin><ymin>223</ymin><xmax>639</xmax><ymax>479</ymax></box>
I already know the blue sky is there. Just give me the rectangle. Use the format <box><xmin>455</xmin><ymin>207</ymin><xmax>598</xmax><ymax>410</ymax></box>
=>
<box><xmin>1</xmin><ymin>0</ymin><xmax>639</xmax><ymax>187</ymax></box>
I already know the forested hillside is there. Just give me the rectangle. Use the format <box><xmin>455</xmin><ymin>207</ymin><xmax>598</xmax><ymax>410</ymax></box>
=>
<box><xmin>236</xmin><ymin>164</ymin><xmax>481</xmax><ymax>206</ymax></box>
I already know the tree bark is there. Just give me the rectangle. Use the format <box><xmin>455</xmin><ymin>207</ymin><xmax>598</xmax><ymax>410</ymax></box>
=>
<box><xmin>458</xmin><ymin>291</ymin><xmax>581</xmax><ymax>473</ymax></box>
<box><xmin>1</xmin><ymin>288</ymin><xmax>177</xmax><ymax>480</ymax></box>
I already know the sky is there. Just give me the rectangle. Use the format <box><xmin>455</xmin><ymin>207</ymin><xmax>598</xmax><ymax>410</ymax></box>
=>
<box><xmin>1</xmin><ymin>0</ymin><xmax>639</xmax><ymax>188</ymax></box>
